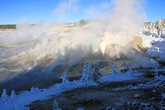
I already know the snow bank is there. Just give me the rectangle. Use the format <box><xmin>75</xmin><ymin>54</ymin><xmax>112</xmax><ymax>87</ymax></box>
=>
<box><xmin>113</xmin><ymin>75</ymin><xmax>165</xmax><ymax>91</ymax></box>
<box><xmin>100</xmin><ymin>71</ymin><xmax>140</xmax><ymax>83</ymax></box>
<box><xmin>147</xmin><ymin>41</ymin><xmax>165</xmax><ymax>60</ymax></box>
<box><xmin>139</xmin><ymin>31</ymin><xmax>165</xmax><ymax>61</ymax></box>
<box><xmin>0</xmin><ymin>71</ymin><xmax>139</xmax><ymax>110</ymax></box>
<box><xmin>139</xmin><ymin>33</ymin><xmax>164</xmax><ymax>48</ymax></box>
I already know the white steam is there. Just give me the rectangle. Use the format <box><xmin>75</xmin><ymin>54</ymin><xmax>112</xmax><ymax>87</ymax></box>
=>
<box><xmin>100</xmin><ymin>0</ymin><xmax>145</xmax><ymax>54</ymax></box>
<box><xmin>53</xmin><ymin>0</ymin><xmax>79</xmax><ymax>22</ymax></box>
<box><xmin>0</xmin><ymin>0</ymin><xmax>151</xmax><ymax>76</ymax></box>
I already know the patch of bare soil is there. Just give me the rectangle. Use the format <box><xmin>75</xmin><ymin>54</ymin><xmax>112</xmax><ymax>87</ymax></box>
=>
<box><xmin>28</xmin><ymin>78</ymin><xmax>165</xmax><ymax>110</ymax></box>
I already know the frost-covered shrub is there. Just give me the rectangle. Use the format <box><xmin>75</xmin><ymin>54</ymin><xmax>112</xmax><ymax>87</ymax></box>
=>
<box><xmin>52</xmin><ymin>99</ymin><xmax>62</xmax><ymax>110</ymax></box>
<box><xmin>81</xmin><ymin>63</ymin><xmax>101</xmax><ymax>83</ymax></box>
<box><xmin>1</xmin><ymin>88</ymin><xmax>8</xmax><ymax>99</ymax></box>
<box><xmin>154</xmin><ymin>67</ymin><xmax>158</xmax><ymax>77</ymax></box>
<box><xmin>117</xmin><ymin>70</ymin><xmax>122</xmax><ymax>75</ymax></box>
<box><xmin>134</xmin><ymin>93</ymin><xmax>141</xmax><ymax>98</ymax></box>
<box><xmin>61</xmin><ymin>71</ymin><xmax>69</xmax><ymax>83</ymax></box>
<box><xmin>111</xmin><ymin>64</ymin><xmax>116</xmax><ymax>75</ymax></box>
<box><xmin>30</xmin><ymin>87</ymin><xmax>39</xmax><ymax>92</ymax></box>
<box><xmin>77</xmin><ymin>107</ymin><xmax>85</xmax><ymax>110</ymax></box>
<box><xmin>11</xmin><ymin>90</ymin><xmax>16</xmax><ymax>99</ymax></box>
<box><xmin>91</xmin><ymin>64</ymin><xmax>101</xmax><ymax>82</ymax></box>
<box><xmin>125</xmin><ymin>66</ymin><xmax>133</xmax><ymax>76</ymax></box>
<box><xmin>106</xmin><ymin>106</ymin><xmax>112</xmax><ymax>110</ymax></box>
<box><xmin>81</xmin><ymin>63</ymin><xmax>90</xmax><ymax>82</ymax></box>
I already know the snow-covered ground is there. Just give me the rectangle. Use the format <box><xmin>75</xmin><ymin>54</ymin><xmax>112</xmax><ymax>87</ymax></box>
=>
<box><xmin>140</xmin><ymin>19</ymin><xmax>165</xmax><ymax>61</ymax></box>
<box><xmin>113</xmin><ymin>75</ymin><xmax>165</xmax><ymax>91</ymax></box>
<box><xmin>140</xmin><ymin>34</ymin><xmax>165</xmax><ymax>61</ymax></box>
<box><xmin>139</xmin><ymin>33</ymin><xmax>164</xmax><ymax>48</ymax></box>
<box><xmin>0</xmin><ymin>70</ymin><xmax>140</xmax><ymax>110</ymax></box>
<box><xmin>139</xmin><ymin>32</ymin><xmax>165</xmax><ymax>61</ymax></box>
<box><xmin>147</xmin><ymin>41</ymin><xmax>165</xmax><ymax>61</ymax></box>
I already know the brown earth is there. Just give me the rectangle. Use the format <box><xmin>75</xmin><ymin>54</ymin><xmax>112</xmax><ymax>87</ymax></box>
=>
<box><xmin>28</xmin><ymin>78</ymin><xmax>165</xmax><ymax>110</ymax></box>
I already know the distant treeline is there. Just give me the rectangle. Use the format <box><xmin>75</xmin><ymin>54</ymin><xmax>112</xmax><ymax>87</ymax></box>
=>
<box><xmin>0</xmin><ymin>25</ymin><xmax>16</xmax><ymax>30</ymax></box>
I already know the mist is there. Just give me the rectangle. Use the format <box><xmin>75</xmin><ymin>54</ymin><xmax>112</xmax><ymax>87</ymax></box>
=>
<box><xmin>0</xmin><ymin>0</ymin><xmax>156</xmax><ymax>78</ymax></box>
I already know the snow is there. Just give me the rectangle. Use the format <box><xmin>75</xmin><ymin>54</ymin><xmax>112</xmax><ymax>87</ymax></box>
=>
<box><xmin>134</xmin><ymin>93</ymin><xmax>140</xmax><ymax>98</ymax></box>
<box><xmin>77</xmin><ymin>107</ymin><xmax>85</xmax><ymax>110</ymax></box>
<box><xmin>141</xmin><ymin>19</ymin><xmax>165</xmax><ymax>39</ymax></box>
<box><xmin>152</xmin><ymin>89</ymin><xmax>156</xmax><ymax>93</ymax></box>
<box><xmin>147</xmin><ymin>41</ymin><xmax>165</xmax><ymax>60</ymax></box>
<box><xmin>0</xmin><ymin>70</ymin><xmax>139</xmax><ymax>110</ymax></box>
<box><xmin>139</xmin><ymin>30</ymin><xmax>165</xmax><ymax>61</ymax></box>
<box><xmin>113</xmin><ymin>75</ymin><xmax>165</xmax><ymax>91</ymax></box>
<box><xmin>2</xmin><ymin>24</ymin><xmax>165</xmax><ymax>109</ymax></box>
<box><xmin>61</xmin><ymin>71</ymin><xmax>69</xmax><ymax>83</ymax></box>
<box><xmin>0</xmin><ymin>30</ymin><xmax>164</xmax><ymax>110</ymax></box>
<box><xmin>139</xmin><ymin>20</ymin><xmax>165</xmax><ymax>61</ymax></box>
<box><xmin>0</xmin><ymin>81</ymin><xmax>85</xmax><ymax>110</ymax></box>
<box><xmin>139</xmin><ymin>33</ymin><xmax>164</xmax><ymax>48</ymax></box>
<box><xmin>52</xmin><ymin>99</ymin><xmax>62</xmax><ymax>110</ymax></box>
<box><xmin>100</xmin><ymin>71</ymin><xmax>141</xmax><ymax>83</ymax></box>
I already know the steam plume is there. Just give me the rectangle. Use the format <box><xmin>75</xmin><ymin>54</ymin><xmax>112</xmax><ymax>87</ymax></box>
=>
<box><xmin>0</xmin><ymin>0</ymin><xmax>151</xmax><ymax>76</ymax></box>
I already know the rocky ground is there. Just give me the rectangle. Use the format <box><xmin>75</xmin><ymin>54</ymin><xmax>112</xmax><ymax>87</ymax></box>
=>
<box><xmin>28</xmin><ymin>76</ymin><xmax>165</xmax><ymax>110</ymax></box>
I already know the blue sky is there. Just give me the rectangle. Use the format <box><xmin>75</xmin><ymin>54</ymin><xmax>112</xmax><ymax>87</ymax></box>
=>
<box><xmin>0</xmin><ymin>0</ymin><xmax>165</xmax><ymax>24</ymax></box>
<box><xmin>144</xmin><ymin>0</ymin><xmax>165</xmax><ymax>22</ymax></box>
